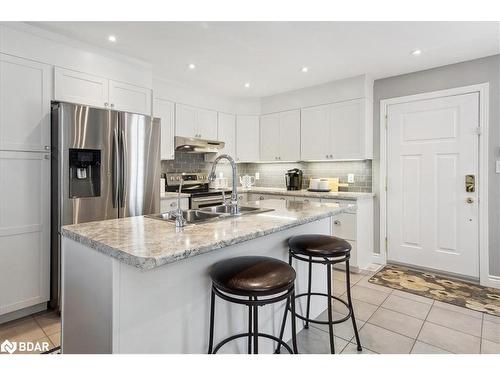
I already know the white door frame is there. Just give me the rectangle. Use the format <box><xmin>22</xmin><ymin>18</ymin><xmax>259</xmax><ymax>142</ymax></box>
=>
<box><xmin>379</xmin><ymin>83</ymin><xmax>495</xmax><ymax>287</ymax></box>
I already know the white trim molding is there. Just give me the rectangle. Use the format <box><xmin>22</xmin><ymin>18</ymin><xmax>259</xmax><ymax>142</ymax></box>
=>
<box><xmin>379</xmin><ymin>83</ymin><xmax>495</xmax><ymax>288</ymax></box>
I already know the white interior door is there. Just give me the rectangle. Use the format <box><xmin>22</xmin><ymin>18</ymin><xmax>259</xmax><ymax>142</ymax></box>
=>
<box><xmin>387</xmin><ymin>92</ymin><xmax>479</xmax><ymax>278</ymax></box>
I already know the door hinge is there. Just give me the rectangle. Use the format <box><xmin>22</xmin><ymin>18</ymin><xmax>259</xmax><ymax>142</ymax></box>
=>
<box><xmin>475</xmin><ymin>126</ymin><xmax>482</xmax><ymax>135</ymax></box>
<box><xmin>385</xmin><ymin>114</ymin><xmax>388</xmax><ymax>129</ymax></box>
<box><xmin>385</xmin><ymin>176</ymin><xmax>388</xmax><ymax>191</ymax></box>
<box><xmin>385</xmin><ymin>237</ymin><xmax>388</xmax><ymax>251</ymax></box>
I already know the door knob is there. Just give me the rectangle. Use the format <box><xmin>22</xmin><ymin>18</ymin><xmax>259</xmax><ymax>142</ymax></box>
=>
<box><xmin>466</xmin><ymin>197</ymin><xmax>474</xmax><ymax>204</ymax></box>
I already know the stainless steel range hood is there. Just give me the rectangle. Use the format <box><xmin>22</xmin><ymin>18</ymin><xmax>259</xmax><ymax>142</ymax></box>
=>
<box><xmin>174</xmin><ymin>136</ymin><xmax>224</xmax><ymax>153</ymax></box>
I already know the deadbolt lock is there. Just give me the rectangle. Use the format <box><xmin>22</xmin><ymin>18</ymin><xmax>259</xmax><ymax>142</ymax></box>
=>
<box><xmin>465</xmin><ymin>175</ymin><xmax>475</xmax><ymax>192</ymax></box>
<box><xmin>466</xmin><ymin>197</ymin><xmax>474</xmax><ymax>204</ymax></box>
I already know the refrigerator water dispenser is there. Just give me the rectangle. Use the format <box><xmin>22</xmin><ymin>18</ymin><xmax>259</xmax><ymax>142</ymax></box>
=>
<box><xmin>69</xmin><ymin>148</ymin><xmax>101</xmax><ymax>198</ymax></box>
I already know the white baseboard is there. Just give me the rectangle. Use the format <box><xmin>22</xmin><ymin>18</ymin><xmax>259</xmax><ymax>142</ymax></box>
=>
<box><xmin>0</xmin><ymin>303</ymin><xmax>48</xmax><ymax>324</ymax></box>
<box><xmin>481</xmin><ymin>274</ymin><xmax>500</xmax><ymax>289</ymax></box>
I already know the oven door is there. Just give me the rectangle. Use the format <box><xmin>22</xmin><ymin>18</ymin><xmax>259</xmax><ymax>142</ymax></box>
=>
<box><xmin>191</xmin><ymin>195</ymin><xmax>224</xmax><ymax>209</ymax></box>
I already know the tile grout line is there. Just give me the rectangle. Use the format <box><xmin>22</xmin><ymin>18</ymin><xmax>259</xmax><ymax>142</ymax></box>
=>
<box><xmin>409</xmin><ymin>298</ymin><xmax>435</xmax><ymax>353</ymax></box>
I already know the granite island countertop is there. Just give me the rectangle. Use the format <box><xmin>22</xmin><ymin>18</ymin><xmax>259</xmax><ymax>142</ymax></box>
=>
<box><xmin>61</xmin><ymin>199</ymin><xmax>344</xmax><ymax>270</ymax></box>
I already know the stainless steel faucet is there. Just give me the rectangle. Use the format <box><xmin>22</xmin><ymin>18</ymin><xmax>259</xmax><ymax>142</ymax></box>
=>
<box><xmin>170</xmin><ymin>179</ymin><xmax>186</xmax><ymax>227</ymax></box>
<box><xmin>208</xmin><ymin>154</ymin><xmax>239</xmax><ymax>215</ymax></box>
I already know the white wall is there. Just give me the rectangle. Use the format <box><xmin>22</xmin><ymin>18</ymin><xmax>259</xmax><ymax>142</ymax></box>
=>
<box><xmin>153</xmin><ymin>78</ymin><xmax>261</xmax><ymax>115</ymax></box>
<box><xmin>260</xmin><ymin>74</ymin><xmax>373</xmax><ymax>114</ymax></box>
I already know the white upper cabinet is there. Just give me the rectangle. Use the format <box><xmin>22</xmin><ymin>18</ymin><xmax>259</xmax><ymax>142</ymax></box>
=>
<box><xmin>278</xmin><ymin>109</ymin><xmax>300</xmax><ymax>161</ymax></box>
<box><xmin>329</xmin><ymin>99</ymin><xmax>370</xmax><ymax>159</ymax></box>
<box><xmin>0</xmin><ymin>54</ymin><xmax>52</xmax><ymax>152</ymax></box>
<box><xmin>236</xmin><ymin>115</ymin><xmax>260</xmax><ymax>162</ymax></box>
<box><xmin>301</xmin><ymin>104</ymin><xmax>330</xmax><ymax>160</ymax></box>
<box><xmin>54</xmin><ymin>67</ymin><xmax>109</xmax><ymax>108</ymax></box>
<box><xmin>217</xmin><ymin>112</ymin><xmax>236</xmax><ymax>158</ymax></box>
<box><xmin>109</xmin><ymin>80</ymin><xmax>152</xmax><ymax>115</ymax></box>
<box><xmin>175</xmin><ymin>104</ymin><xmax>218</xmax><ymax>140</ymax></box>
<box><xmin>301</xmin><ymin>99</ymin><xmax>372</xmax><ymax>160</ymax></box>
<box><xmin>154</xmin><ymin>98</ymin><xmax>175</xmax><ymax>160</ymax></box>
<box><xmin>260</xmin><ymin>113</ymin><xmax>280</xmax><ymax>161</ymax></box>
<box><xmin>260</xmin><ymin>110</ymin><xmax>300</xmax><ymax>162</ymax></box>
<box><xmin>54</xmin><ymin>67</ymin><xmax>152</xmax><ymax>115</ymax></box>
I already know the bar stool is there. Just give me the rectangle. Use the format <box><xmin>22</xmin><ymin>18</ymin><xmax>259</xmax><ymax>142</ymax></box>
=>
<box><xmin>208</xmin><ymin>256</ymin><xmax>299</xmax><ymax>354</ymax></box>
<box><xmin>277</xmin><ymin>234</ymin><xmax>362</xmax><ymax>354</ymax></box>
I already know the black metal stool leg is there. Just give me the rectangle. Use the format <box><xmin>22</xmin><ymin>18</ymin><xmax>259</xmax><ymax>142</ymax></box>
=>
<box><xmin>253</xmin><ymin>297</ymin><xmax>259</xmax><ymax>354</ymax></box>
<box><xmin>208</xmin><ymin>288</ymin><xmax>216</xmax><ymax>354</ymax></box>
<box><xmin>248</xmin><ymin>297</ymin><xmax>253</xmax><ymax>354</ymax></box>
<box><xmin>290</xmin><ymin>290</ymin><xmax>299</xmax><ymax>354</ymax></box>
<box><xmin>275</xmin><ymin>297</ymin><xmax>288</xmax><ymax>354</ymax></box>
<box><xmin>326</xmin><ymin>262</ymin><xmax>335</xmax><ymax>354</ymax></box>
<box><xmin>345</xmin><ymin>260</ymin><xmax>362</xmax><ymax>351</ymax></box>
<box><xmin>304</xmin><ymin>256</ymin><xmax>312</xmax><ymax>329</ymax></box>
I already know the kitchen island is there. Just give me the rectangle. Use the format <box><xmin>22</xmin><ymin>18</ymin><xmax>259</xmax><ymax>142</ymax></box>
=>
<box><xmin>61</xmin><ymin>199</ymin><xmax>345</xmax><ymax>353</ymax></box>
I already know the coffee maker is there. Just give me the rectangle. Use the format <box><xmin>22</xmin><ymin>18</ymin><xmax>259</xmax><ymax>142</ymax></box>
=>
<box><xmin>285</xmin><ymin>168</ymin><xmax>303</xmax><ymax>191</ymax></box>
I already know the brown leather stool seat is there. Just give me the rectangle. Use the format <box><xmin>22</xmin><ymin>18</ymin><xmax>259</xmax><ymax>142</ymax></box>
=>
<box><xmin>210</xmin><ymin>256</ymin><xmax>296</xmax><ymax>296</ymax></box>
<box><xmin>288</xmin><ymin>234</ymin><xmax>351</xmax><ymax>257</ymax></box>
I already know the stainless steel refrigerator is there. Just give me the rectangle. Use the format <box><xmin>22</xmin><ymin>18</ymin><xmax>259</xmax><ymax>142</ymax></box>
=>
<box><xmin>50</xmin><ymin>102</ymin><xmax>160</xmax><ymax>308</ymax></box>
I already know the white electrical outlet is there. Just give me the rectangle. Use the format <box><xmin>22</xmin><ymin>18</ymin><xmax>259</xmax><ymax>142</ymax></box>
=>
<box><xmin>255</xmin><ymin>172</ymin><xmax>260</xmax><ymax>180</ymax></box>
<box><xmin>347</xmin><ymin>174</ymin><xmax>355</xmax><ymax>183</ymax></box>
<box><xmin>496</xmin><ymin>160</ymin><xmax>500</xmax><ymax>174</ymax></box>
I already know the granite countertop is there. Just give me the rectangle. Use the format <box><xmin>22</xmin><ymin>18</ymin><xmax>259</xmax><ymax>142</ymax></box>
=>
<box><xmin>61</xmin><ymin>199</ymin><xmax>344</xmax><ymax>270</ymax></box>
<box><xmin>238</xmin><ymin>187</ymin><xmax>374</xmax><ymax>200</ymax></box>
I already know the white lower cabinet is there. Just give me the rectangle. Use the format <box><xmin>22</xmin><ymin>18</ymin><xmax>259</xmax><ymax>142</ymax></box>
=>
<box><xmin>0</xmin><ymin>151</ymin><xmax>50</xmax><ymax>316</ymax></box>
<box><xmin>160</xmin><ymin>198</ymin><xmax>189</xmax><ymax>213</ymax></box>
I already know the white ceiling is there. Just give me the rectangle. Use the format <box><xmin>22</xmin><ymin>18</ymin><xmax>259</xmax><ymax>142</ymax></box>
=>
<box><xmin>33</xmin><ymin>21</ymin><xmax>500</xmax><ymax>98</ymax></box>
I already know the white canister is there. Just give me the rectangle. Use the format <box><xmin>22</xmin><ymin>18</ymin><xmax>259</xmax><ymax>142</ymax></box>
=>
<box><xmin>309</xmin><ymin>178</ymin><xmax>320</xmax><ymax>190</ymax></box>
<box><xmin>318</xmin><ymin>179</ymin><xmax>330</xmax><ymax>190</ymax></box>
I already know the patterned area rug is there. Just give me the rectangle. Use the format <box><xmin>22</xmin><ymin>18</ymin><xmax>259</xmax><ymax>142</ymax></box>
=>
<box><xmin>369</xmin><ymin>265</ymin><xmax>500</xmax><ymax>317</ymax></box>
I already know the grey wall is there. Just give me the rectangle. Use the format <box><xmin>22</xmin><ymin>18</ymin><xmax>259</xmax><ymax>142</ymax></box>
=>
<box><xmin>373</xmin><ymin>54</ymin><xmax>500</xmax><ymax>276</ymax></box>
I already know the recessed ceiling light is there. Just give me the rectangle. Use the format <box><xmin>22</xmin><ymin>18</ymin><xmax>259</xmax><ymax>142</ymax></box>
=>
<box><xmin>188</xmin><ymin>63</ymin><xmax>196</xmax><ymax>70</ymax></box>
<box><xmin>108</xmin><ymin>35</ymin><xmax>117</xmax><ymax>43</ymax></box>
<box><xmin>411</xmin><ymin>49</ymin><xmax>422</xmax><ymax>56</ymax></box>
<box><xmin>301</xmin><ymin>67</ymin><xmax>309</xmax><ymax>73</ymax></box>
<box><xmin>244</xmin><ymin>82</ymin><xmax>250</xmax><ymax>88</ymax></box>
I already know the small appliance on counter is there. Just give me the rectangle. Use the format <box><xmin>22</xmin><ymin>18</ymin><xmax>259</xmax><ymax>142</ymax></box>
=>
<box><xmin>285</xmin><ymin>168</ymin><xmax>303</xmax><ymax>190</ymax></box>
<box><xmin>308</xmin><ymin>177</ymin><xmax>340</xmax><ymax>192</ymax></box>
<box><xmin>240</xmin><ymin>175</ymin><xmax>256</xmax><ymax>190</ymax></box>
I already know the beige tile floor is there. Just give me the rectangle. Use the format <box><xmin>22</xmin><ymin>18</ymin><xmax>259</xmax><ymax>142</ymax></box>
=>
<box><xmin>1</xmin><ymin>269</ymin><xmax>499</xmax><ymax>354</ymax></box>
<box><xmin>0</xmin><ymin>310</ymin><xmax>60</xmax><ymax>354</ymax></box>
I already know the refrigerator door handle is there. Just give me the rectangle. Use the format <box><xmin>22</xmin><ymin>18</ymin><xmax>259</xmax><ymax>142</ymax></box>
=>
<box><xmin>112</xmin><ymin>129</ymin><xmax>119</xmax><ymax>208</ymax></box>
<box><xmin>120</xmin><ymin>129</ymin><xmax>126</xmax><ymax>208</ymax></box>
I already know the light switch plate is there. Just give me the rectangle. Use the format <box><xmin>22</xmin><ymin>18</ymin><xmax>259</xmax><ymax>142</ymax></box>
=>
<box><xmin>496</xmin><ymin>160</ymin><xmax>500</xmax><ymax>174</ymax></box>
<box><xmin>255</xmin><ymin>172</ymin><xmax>260</xmax><ymax>180</ymax></box>
<box><xmin>347</xmin><ymin>173</ymin><xmax>355</xmax><ymax>183</ymax></box>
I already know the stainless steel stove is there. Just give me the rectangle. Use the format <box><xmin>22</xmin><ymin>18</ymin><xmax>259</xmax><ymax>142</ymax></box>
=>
<box><xmin>165</xmin><ymin>172</ymin><xmax>230</xmax><ymax>209</ymax></box>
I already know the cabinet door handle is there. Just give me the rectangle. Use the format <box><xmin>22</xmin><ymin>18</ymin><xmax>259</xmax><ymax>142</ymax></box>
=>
<box><xmin>44</xmin><ymin>145</ymin><xmax>51</xmax><ymax>150</ymax></box>
<box><xmin>44</xmin><ymin>154</ymin><xmax>50</xmax><ymax>160</ymax></box>
<box><xmin>110</xmin><ymin>103</ymin><xmax>115</xmax><ymax>108</ymax></box>
<box><xmin>259</xmin><ymin>196</ymin><xmax>265</xmax><ymax>200</ymax></box>
<box><xmin>334</xmin><ymin>220</ymin><xmax>341</xmax><ymax>225</ymax></box>
<box><xmin>104</xmin><ymin>102</ymin><xmax>109</xmax><ymax>107</ymax></box>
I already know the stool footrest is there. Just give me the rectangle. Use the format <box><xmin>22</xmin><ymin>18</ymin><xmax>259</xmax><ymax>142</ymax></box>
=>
<box><xmin>211</xmin><ymin>332</ymin><xmax>294</xmax><ymax>354</ymax></box>
<box><xmin>291</xmin><ymin>292</ymin><xmax>352</xmax><ymax>325</ymax></box>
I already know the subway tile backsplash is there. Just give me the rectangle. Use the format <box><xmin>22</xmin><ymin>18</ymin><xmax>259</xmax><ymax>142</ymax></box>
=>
<box><xmin>161</xmin><ymin>153</ymin><xmax>372</xmax><ymax>192</ymax></box>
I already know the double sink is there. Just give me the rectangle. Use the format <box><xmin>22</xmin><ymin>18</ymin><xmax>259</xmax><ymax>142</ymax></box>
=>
<box><xmin>146</xmin><ymin>205</ymin><xmax>274</xmax><ymax>225</ymax></box>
